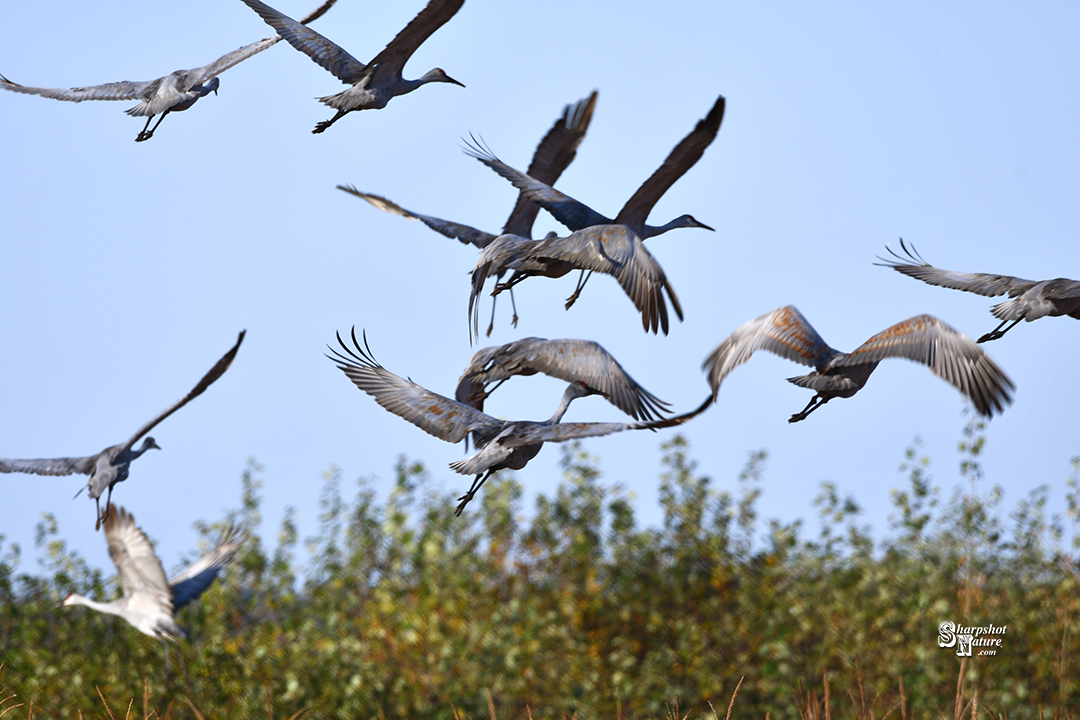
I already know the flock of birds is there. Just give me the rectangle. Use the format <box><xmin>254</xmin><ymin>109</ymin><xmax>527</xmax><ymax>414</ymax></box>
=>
<box><xmin>2</xmin><ymin>0</ymin><xmax>1077</xmax><ymax>648</ymax></box>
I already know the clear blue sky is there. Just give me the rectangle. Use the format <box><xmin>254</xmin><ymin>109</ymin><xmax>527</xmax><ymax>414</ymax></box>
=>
<box><xmin>2</xmin><ymin>1</ymin><xmax>1078</xmax><ymax>575</ymax></box>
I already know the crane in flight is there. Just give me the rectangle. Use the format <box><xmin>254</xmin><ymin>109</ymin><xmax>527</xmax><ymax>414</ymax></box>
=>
<box><xmin>456</xmin><ymin>336</ymin><xmax>671</xmax><ymax>423</ymax></box>
<box><xmin>703</xmin><ymin>306</ymin><xmax>1014</xmax><ymax>422</ymax></box>
<box><xmin>467</xmin><ymin>224</ymin><xmax>683</xmax><ymax>341</ymax></box>
<box><xmin>877</xmin><ymin>239</ymin><xmax>1080</xmax><ymax>342</ymax></box>
<box><xmin>337</xmin><ymin>91</ymin><xmax>598</xmax><ymax>334</ymax></box>
<box><xmin>328</xmin><ymin>328</ymin><xmax>709</xmax><ymax>515</ymax></box>
<box><xmin>239</xmin><ymin>0</ymin><xmax>465</xmax><ymax>133</ymax></box>
<box><xmin>63</xmin><ymin>504</ymin><xmax>245</xmax><ymax>642</ymax></box>
<box><xmin>462</xmin><ymin>94</ymin><xmax>723</xmax><ymax>310</ymax></box>
<box><xmin>0</xmin><ymin>0</ymin><xmax>338</xmax><ymax>141</ymax></box>
<box><xmin>0</xmin><ymin>331</ymin><xmax>245</xmax><ymax>528</ymax></box>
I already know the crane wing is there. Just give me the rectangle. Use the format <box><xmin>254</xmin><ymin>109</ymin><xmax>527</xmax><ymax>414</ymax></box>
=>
<box><xmin>615</xmin><ymin>94</ymin><xmax>725</xmax><ymax>229</ymax></box>
<box><xmin>876</xmin><ymin>240</ymin><xmax>1038</xmax><ymax>298</ymax></box>
<box><xmin>503</xmin><ymin>91</ymin><xmax>599</xmax><ymax>236</ymax></box>
<box><xmin>189</xmin><ymin>0</ymin><xmax>340</xmax><ymax>85</ymax></box>
<box><xmin>368</xmin><ymin>0</ymin><xmax>465</xmax><ymax>70</ymax></box>
<box><xmin>534</xmin><ymin>225</ymin><xmax>683</xmax><ymax>334</ymax></box>
<box><xmin>458</xmin><ymin>337</ymin><xmax>671</xmax><ymax>421</ymax></box>
<box><xmin>0</xmin><ymin>454</ymin><xmax>97</xmax><ymax>476</ymax></box>
<box><xmin>239</xmin><ymin>0</ymin><xmax>368</xmax><ymax>84</ymax></box>
<box><xmin>463</xmin><ymin>137</ymin><xmax>611</xmax><ymax>232</ymax></box>
<box><xmin>122</xmin><ymin>331</ymin><xmax>246</xmax><ymax>452</ymax></box>
<box><xmin>328</xmin><ymin>328</ymin><xmax>502</xmax><ymax>444</ymax></box>
<box><xmin>169</xmin><ymin>525</ymin><xmax>247</xmax><ymax>611</ymax></box>
<box><xmin>837</xmin><ymin>314</ymin><xmax>1015</xmax><ymax>417</ymax></box>
<box><xmin>0</xmin><ymin>73</ymin><xmax>158</xmax><ymax>103</ymax></box>
<box><xmin>102</xmin><ymin>505</ymin><xmax>174</xmax><ymax>612</ymax></box>
<box><xmin>702</xmin><ymin>306</ymin><xmax>829</xmax><ymax>397</ymax></box>
<box><xmin>337</xmin><ymin>185</ymin><xmax>496</xmax><ymax>248</ymax></box>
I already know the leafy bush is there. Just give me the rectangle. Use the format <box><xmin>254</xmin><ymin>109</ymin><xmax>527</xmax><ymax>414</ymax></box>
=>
<box><xmin>1</xmin><ymin>428</ymin><xmax>1077</xmax><ymax>718</ymax></box>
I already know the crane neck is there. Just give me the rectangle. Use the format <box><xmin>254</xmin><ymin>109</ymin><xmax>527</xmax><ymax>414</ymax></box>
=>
<box><xmin>546</xmin><ymin>385</ymin><xmax>581</xmax><ymax>424</ymax></box>
<box><xmin>66</xmin><ymin>594</ymin><xmax>123</xmax><ymax>618</ymax></box>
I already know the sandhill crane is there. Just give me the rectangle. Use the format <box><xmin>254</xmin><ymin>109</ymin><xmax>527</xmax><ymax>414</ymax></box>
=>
<box><xmin>327</xmin><ymin>329</ymin><xmax>709</xmax><ymax>515</ymax></box>
<box><xmin>456</xmin><ymin>337</ymin><xmax>671</xmax><ymax>423</ymax></box>
<box><xmin>0</xmin><ymin>331</ymin><xmax>245</xmax><ymax>528</ymax></box>
<box><xmin>0</xmin><ymin>0</ymin><xmax>338</xmax><ymax>141</ymax></box>
<box><xmin>337</xmin><ymin>91</ymin><xmax>599</xmax><ymax>334</ymax></box>
<box><xmin>877</xmin><ymin>239</ymin><xmax>1080</xmax><ymax>342</ymax></box>
<box><xmin>462</xmin><ymin>94</ymin><xmax>723</xmax><ymax>310</ymax></box>
<box><xmin>63</xmin><ymin>504</ymin><xmax>246</xmax><ymax>640</ymax></box>
<box><xmin>467</xmin><ymin>224</ymin><xmax>683</xmax><ymax>341</ymax></box>
<box><xmin>703</xmin><ymin>306</ymin><xmax>1014</xmax><ymax>422</ymax></box>
<box><xmin>239</xmin><ymin>0</ymin><xmax>465</xmax><ymax>133</ymax></box>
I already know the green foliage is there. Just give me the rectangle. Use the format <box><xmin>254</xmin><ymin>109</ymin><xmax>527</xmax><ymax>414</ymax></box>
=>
<box><xmin>1</xmin><ymin>436</ymin><xmax>1077</xmax><ymax>718</ymax></box>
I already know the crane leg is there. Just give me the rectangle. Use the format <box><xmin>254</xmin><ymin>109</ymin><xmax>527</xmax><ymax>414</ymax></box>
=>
<box><xmin>135</xmin><ymin>111</ymin><xmax>169</xmax><ymax>142</ymax></box>
<box><xmin>788</xmin><ymin>394</ymin><xmax>829</xmax><ymax>423</ymax></box>
<box><xmin>486</xmin><ymin>296</ymin><xmax>498</xmax><ymax>337</ymax></box>
<box><xmin>564</xmin><ymin>270</ymin><xmax>593</xmax><ymax>310</ymax></box>
<box><xmin>455</xmin><ymin>470</ymin><xmax>494</xmax><ymax>516</ymax></box>
<box><xmin>509</xmin><ymin>287</ymin><xmax>519</xmax><ymax>328</ymax></box>
<box><xmin>977</xmin><ymin>318</ymin><xmax>1021</xmax><ymax>343</ymax></box>
<box><xmin>313</xmin><ymin>109</ymin><xmax>350</xmax><ymax>134</ymax></box>
<box><xmin>493</xmin><ymin>271</ymin><xmax>532</xmax><ymax>296</ymax></box>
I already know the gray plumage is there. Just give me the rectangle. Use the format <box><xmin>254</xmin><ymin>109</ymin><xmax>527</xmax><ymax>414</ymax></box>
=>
<box><xmin>0</xmin><ymin>331</ymin><xmax>245</xmax><ymax>529</ymax></box>
<box><xmin>337</xmin><ymin>91</ymin><xmax>598</xmax><ymax>250</ymax></box>
<box><xmin>239</xmin><ymin>0</ymin><xmax>465</xmax><ymax>133</ymax></box>
<box><xmin>63</xmin><ymin>504</ymin><xmax>246</xmax><ymax>640</ymax></box>
<box><xmin>337</xmin><ymin>92</ymin><xmax>598</xmax><ymax>335</ymax></box>
<box><xmin>456</xmin><ymin>337</ymin><xmax>671</xmax><ymax>422</ymax></box>
<box><xmin>0</xmin><ymin>0</ymin><xmax>337</xmax><ymax>141</ymax></box>
<box><xmin>467</xmin><ymin>224</ymin><xmax>683</xmax><ymax>341</ymax></box>
<box><xmin>703</xmin><ymin>306</ymin><xmax>1014</xmax><ymax>422</ymax></box>
<box><xmin>462</xmin><ymin>94</ymin><xmax>724</xmax><ymax>238</ymax></box>
<box><xmin>459</xmin><ymin>95</ymin><xmax>721</xmax><ymax>316</ymax></box>
<box><xmin>327</xmin><ymin>329</ymin><xmax>707</xmax><ymax>515</ymax></box>
<box><xmin>877</xmin><ymin>239</ymin><xmax>1080</xmax><ymax>342</ymax></box>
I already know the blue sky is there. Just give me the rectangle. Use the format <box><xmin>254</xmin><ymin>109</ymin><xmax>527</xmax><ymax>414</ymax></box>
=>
<box><xmin>2</xmin><ymin>1</ymin><xmax>1078</xmax><ymax>575</ymax></box>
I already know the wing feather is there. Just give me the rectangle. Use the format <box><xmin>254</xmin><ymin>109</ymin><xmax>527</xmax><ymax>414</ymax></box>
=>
<box><xmin>123</xmin><ymin>331</ymin><xmax>245</xmax><ymax>451</ymax></box>
<box><xmin>328</xmin><ymin>329</ymin><xmax>503</xmax><ymax>444</ymax></box>
<box><xmin>169</xmin><ymin>525</ymin><xmax>247</xmax><ymax>611</ymax></box>
<box><xmin>837</xmin><ymin>314</ymin><xmax>1015</xmax><ymax>416</ymax></box>
<box><xmin>0</xmin><ymin>454</ymin><xmax>97</xmax><ymax>476</ymax></box>
<box><xmin>102</xmin><ymin>505</ymin><xmax>173</xmax><ymax>612</ymax></box>
<box><xmin>615</xmin><ymin>94</ymin><xmax>725</xmax><ymax>229</ymax></box>
<box><xmin>876</xmin><ymin>240</ymin><xmax>1038</xmax><ymax>298</ymax></box>
<box><xmin>463</xmin><ymin>137</ymin><xmax>611</xmax><ymax>231</ymax></box>
<box><xmin>0</xmin><ymin>74</ymin><xmax>158</xmax><ymax>103</ymax></box>
<box><xmin>368</xmin><ymin>0</ymin><xmax>465</xmax><ymax>71</ymax></box>
<box><xmin>503</xmin><ymin>91</ymin><xmax>599</xmax><ymax>236</ymax></box>
<box><xmin>337</xmin><ymin>185</ymin><xmax>496</xmax><ymax>248</ymax></box>
<box><xmin>457</xmin><ymin>337</ymin><xmax>671</xmax><ymax>421</ymax></box>
<box><xmin>239</xmin><ymin>0</ymin><xmax>367</xmax><ymax>83</ymax></box>
<box><xmin>702</xmin><ymin>306</ymin><xmax>828</xmax><ymax>397</ymax></box>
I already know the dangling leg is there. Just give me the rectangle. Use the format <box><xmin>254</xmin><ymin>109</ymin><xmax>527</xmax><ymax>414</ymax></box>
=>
<box><xmin>564</xmin><ymin>270</ymin><xmax>593</xmax><ymax>310</ymax></box>
<box><xmin>509</xmin><ymin>287</ymin><xmax>519</xmax><ymax>328</ymax></box>
<box><xmin>313</xmin><ymin>109</ymin><xmax>350</xmax><ymax>134</ymax></box>
<box><xmin>494</xmin><ymin>271</ymin><xmax>532</xmax><ymax>295</ymax></box>
<box><xmin>789</xmin><ymin>394</ymin><xmax>829</xmax><ymax>423</ymax></box>
<box><xmin>135</xmin><ymin>111</ymin><xmax>169</xmax><ymax>142</ymax></box>
<box><xmin>95</xmin><ymin>484</ymin><xmax>115</xmax><ymax>531</ymax></box>
<box><xmin>486</xmin><ymin>294</ymin><xmax>498</xmax><ymax>337</ymax></box>
<box><xmin>468</xmin><ymin>378</ymin><xmax>505</xmax><ymax>406</ymax></box>
<box><xmin>978</xmin><ymin>318</ymin><xmax>1021</xmax><ymax>343</ymax></box>
<box><xmin>455</xmin><ymin>470</ymin><xmax>494</xmax><ymax>516</ymax></box>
